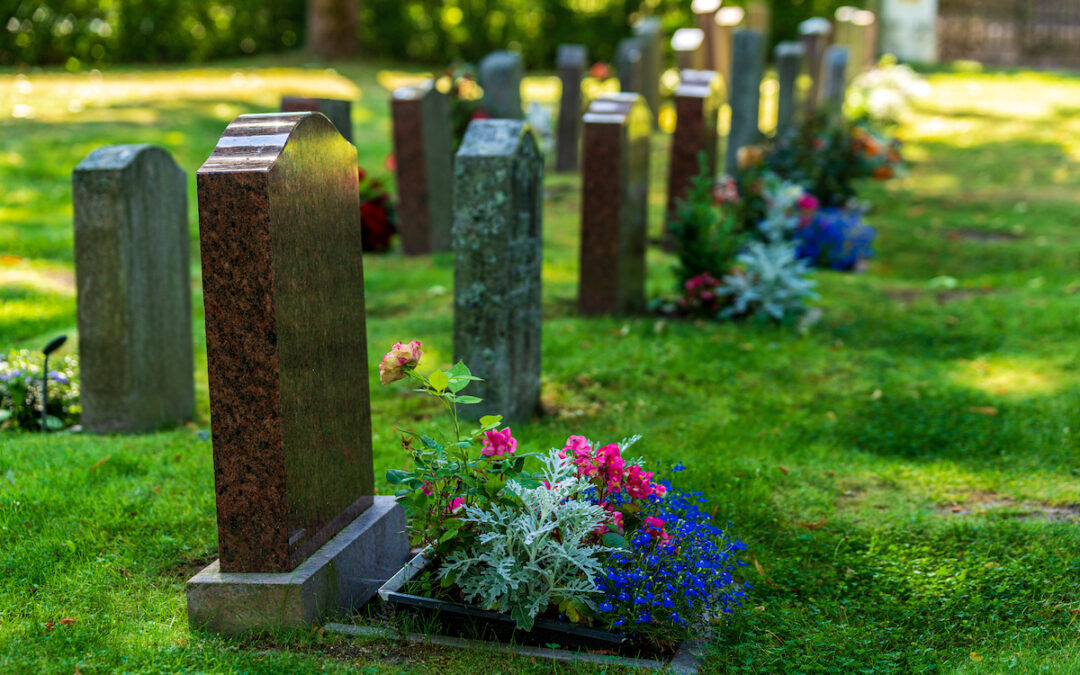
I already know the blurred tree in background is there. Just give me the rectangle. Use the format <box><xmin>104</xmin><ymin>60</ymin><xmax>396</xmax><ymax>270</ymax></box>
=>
<box><xmin>1</xmin><ymin>0</ymin><xmax>866</xmax><ymax>68</ymax></box>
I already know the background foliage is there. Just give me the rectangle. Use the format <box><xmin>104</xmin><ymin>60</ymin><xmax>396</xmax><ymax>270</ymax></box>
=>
<box><xmin>3</xmin><ymin>0</ymin><xmax>869</xmax><ymax>67</ymax></box>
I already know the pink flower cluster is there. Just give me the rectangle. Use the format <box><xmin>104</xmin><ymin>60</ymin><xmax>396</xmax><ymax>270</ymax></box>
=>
<box><xmin>712</xmin><ymin>176</ymin><xmax>739</xmax><ymax>206</ymax></box>
<box><xmin>642</xmin><ymin>516</ymin><xmax>671</xmax><ymax>544</ymax></box>
<box><xmin>797</xmin><ymin>194</ymin><xmax>820</xmax><ymax>227</ymax></box>
<box><xmin>379</xmin><ymin>340</ymin><xmax>422</xmax><ymax>385</ymax></box>
<box><xmin>481</xmin><ymin>427</ymin><xmax>517</xmax><ymax>457</ymax></box>
<box><xmin>678</xmin><ymin>272</ymin><xmax>723</xmax><ymax>314</ymax></box>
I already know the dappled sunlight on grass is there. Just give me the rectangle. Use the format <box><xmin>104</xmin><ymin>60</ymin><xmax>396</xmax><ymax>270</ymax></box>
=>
<box><xmin>948</xmin><ymin>355</ymin><xmax>1069</xmax><ymax>399</ymax></box>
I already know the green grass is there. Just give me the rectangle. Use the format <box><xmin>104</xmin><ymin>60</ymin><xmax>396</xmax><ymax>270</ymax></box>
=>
<box><xmin>2</xmin><ymin>56</ymin><xmax>1080</xmax><ymax>673</ymax></box>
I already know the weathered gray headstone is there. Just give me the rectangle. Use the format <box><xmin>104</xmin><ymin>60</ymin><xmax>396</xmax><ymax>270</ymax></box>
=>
<box><xmin>822</xmin><ymin>45</ymin><xmax>850</xmax><ymax>113</ymax></box>
<box><xmin>453</xmin><ymin>120</ymin><xmax>543</xmax><ymax>422</ymax></box>
<box><xmin>72</xmin><ymin>144</ymin><xmax>194</xmax><ymax>434</ymax></box>
<box><xmin>478</xmin><ymin>51</ymin><xmax>524</xmax><ymax>120</ymax></box>
<box><xmin>391</xmin><ymin>80</ymin><xmax>454</xmax><ymax>254</ymax></box>
<box><xmin>280</xmin><ymin>97</ymin><xmax>353</xmax><ymax>143</ymax></box>
<box><xmin>775</xmin><ymin>42</ymin><xmax>805</xmax><ymax>137</ymax></box>
<box><xmin>725</xmin><ymin>29</ymin><xmax>764</xmax><ymax>174</ymax></box>
<box><xmin>799</xmin><ymin>17</ymin><xmax>832</xmax><ymax>116</ymax></box>
<box><xmin>615</xmin><ymin>37</ymin><xmax>645</xmax><ymax>96</ymax></box>
<box><xmin>556</xmin><ymin>44</ymin><xmax>587</xmax><ymax>173</ymax></box>
<box><xmin>580</xmin><ymin>93</ymin><xmax>651</xmax><ymax>316</ymax></box>
<box><xmin>672</xmin><ymin>29</ymin><xmax>707</xmax><ymax>71</ymax></box>
<box><xmin>632</xmin><ymin>17</ymin><xmax>664</xmax><ymax>125</ymax></box>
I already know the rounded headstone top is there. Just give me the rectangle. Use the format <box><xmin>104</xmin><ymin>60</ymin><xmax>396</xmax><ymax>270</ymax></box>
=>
<box><xmin>75</xmin><ymin>144</ymin><xmax>175</xmax><ymax>172</ymax></box>
<box><xmin>671</xmin><ymin>28</ymin><xmax>705</xmax><ymax>52</ymax></box>
<box><xmin>775</xmin><ymin>41</ymin><xmax>807</xmax><ymax>58</ymax></box>
<box><xmin>198</xmin><ymin>112</ymin><xmax>342</xmax><ymax>174</ymax></box>
<box><xmin>691</xmin><ymin>0</ymin><xmax>722</xmax><ymax>14</ymax></box>
<box><xmin>456</xmin><ymin>119</ymin><xmax>535</xmax><ymax>158</ymax></box>
<box><xmin>479</xmin><ymin>50</ymin><xmax>523</xmax><ymax>71</ymax></box>
<box><xmin>556</xmin><ymin>44</ymin><xmax>588</xmax><ymax>67</ymax></box>
<box><xmin>799</xmin><ymin>17</ymin><xmax>832</xmax><ymax>36</ymax></box>
<box><xmin>716</xmin><ymin>6</ymin><xmax>746</xmax><ymax>26</ymax></box>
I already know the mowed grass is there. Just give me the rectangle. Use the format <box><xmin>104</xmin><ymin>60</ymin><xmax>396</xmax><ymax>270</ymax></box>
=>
<box><xmin>1</xmin><ymin>56</ymin><xmax>1079</xmax><ymax>673</ymax></box>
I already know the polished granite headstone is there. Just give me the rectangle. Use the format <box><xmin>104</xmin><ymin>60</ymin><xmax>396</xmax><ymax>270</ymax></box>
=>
<box><xmin>280</xmin><ymin>97</ymin><xmax>353</xmax><ymax>143</ymax></box>
<box><xmin>775</xmin><ymin>42</ymin><xmax>805</xmax><ymax>137</ymax></box>
<box><xmin>799</xmin><ymin>17</ymin><xmax>832</xmax><ymax>115</ymax></box>
<box><xmin>478</xmin><ymin>51</ymin><xmax>524</xmax><ymax>119</ymax></box>
<box><xmin>579</xmin><ymin>94</ymin><xmax>652</xmax><ymax>316</ymax></box>
<box><xmin>725</xmin><ymin>29</ymin><xmax>764</xmax><ymax>174</ymax></box>
<box><xmin>632</xmin><ymin>17</ymin><xmax>664</xmax><ymax>126</ymax></box>
<box><xmin>555</xmin><ymin>44</ymin><xmax>587</xmax><ymax>173</ymax></box>
<box><xmin>452</xmin><ymin>120</ymin><xmax>543</xmax><ymax>422</ymax></box>
<box><xmin>391</xmin><ymin>80</ymin><xmax>453</xmax><ymax>254</ymax></box>
<box><xmin>73</xmin><ymin>144</ymin><xmax>194</xmax><ymax>434</ymax></box>
<box><xmin>196</xmin><ymin>112</ymin><xmax>373</xmax><ymax>574</ymax></box>
<box><xmin>615</xmin><ymin>37</ymin><xmax>645</xmax><ymax>96</ymax></box>
<box><xmin>667</xmin><ymin>70</ymin><xmax>722</xmax><ymax>224</ymax></box>
<box><xmin>822</xmin><ymin>45</ymin><xmax>850</xmax><ymax>113</ymax></box>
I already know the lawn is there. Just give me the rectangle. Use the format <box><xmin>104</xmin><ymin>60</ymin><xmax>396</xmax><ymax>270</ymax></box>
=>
<box><xmin>1</xmin><ymin>55</ymin><xmax>1079</xmax><ymax>673</ymax></box>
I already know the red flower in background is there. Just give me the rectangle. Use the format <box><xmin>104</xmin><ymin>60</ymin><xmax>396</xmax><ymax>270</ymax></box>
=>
<box><xmin>589</xmin><ymin>62</ymin><xmax>611</xmax><ymax>80</ymax></box>
<box><xmin>470</xmin><ymin>108</ymin><xmax>491</xmax><ymax>121</ymax></box>
<box><xmin>358</xmin><ymin>167</ymin><xmax>397</xmax><ymax>253</ymax></box>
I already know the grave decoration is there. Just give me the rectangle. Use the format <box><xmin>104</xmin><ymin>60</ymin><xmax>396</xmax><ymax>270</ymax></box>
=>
<box><xmin>435</xmin><ymin>63</ymin><xmax>489</xmax><ymax>153</ymax></box>
<box><xmin>846</xmin><ymin>56</ymin><xmax>931</xmax><ymax>130</ymax></box>
<box><xmin>0</xmin><ymin>349</ymin><xmax>79</xmax><ymax>431</ymax></box>
<box><xmin>358</xmin><ymin>168</ymin><xmax>397</xmax><ymax>253</ymax></box>
<box><xmin>380</xmin><ymin>341</ymin><xmax>749</xmax><ymax>652</ymax></box>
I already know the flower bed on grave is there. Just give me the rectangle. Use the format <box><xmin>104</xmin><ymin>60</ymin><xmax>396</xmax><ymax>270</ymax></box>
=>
<box><xmin>376</xmin><ymin>341</ymin><xmax>749</xmax><ymax>656</ymax></box>
<box><xmin>0</xmin><ymin>349</ymin><xmax>79</xmax><ymax>431</ymax></box>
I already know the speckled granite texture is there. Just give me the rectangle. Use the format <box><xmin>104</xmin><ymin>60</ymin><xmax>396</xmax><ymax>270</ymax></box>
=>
<box><xmin>666</xmin><ymin>70</ymin><xmax>722</xmax><ymax>222</ymax></box>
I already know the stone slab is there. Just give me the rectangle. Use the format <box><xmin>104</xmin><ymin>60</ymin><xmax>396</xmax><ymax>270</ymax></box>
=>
<box><xmin>197</xmin><ymin>112</ymin><xmax>373</xmax><ymax>573</ymax></box>
<box><xmin>73</xmin><ymin>144</ymin><xmax>195</xmax><ymax>434</ymax></box>
<box><xmin>187</xmin><ymin>497</ymin><xmax>408</xmax><ymax>635</ymax></box>
<box><xmin>280</xmin><ymin>97</ymin><xmax>353</xmax><ymax>143</ymax></box>
<box><xmin>632</xmin><ymin>17</ymin><xmax>664</xmax><ymax>125</ymax></box>
<box><xmin>391</xmin><ymin>80</ymin><xmax>454</xmax><ymax>254</ymax></box>
<box><xmin>478</xmin><ymin>51</ymin><xmax>524</xmax><ymax>119</ymax></box>
<box><xmin>775</xmin><ymin>41</ymin><xmax>805</xmax><ymax>137</ymax></box>
<box><xmin>822</xmin><ymin>45</ymin><xmax>850</xmax><ymax>113</ymax></box>
<box><xmin>725</xmin><ymin>29</ymin><xmax>764</xmax><ymax>173</ymax></box>
<box><xmin>555</xmin><ymin>44</ymin><xmax>587</xmax><ymax>173</ymax></box>
<box><xmin>666</xmin><ymin>70</ymin><xmax>722</xmax><ymax>222</ymax></box>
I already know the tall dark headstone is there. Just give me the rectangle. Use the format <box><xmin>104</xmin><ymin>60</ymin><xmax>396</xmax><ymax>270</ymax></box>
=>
<box><xmin>615</xmin><ymin>37</ymin><xmax>645</xmax><ymax>96</ymax></box>
<box><xmin>72</xmin><ymin>145</ymin><xmax>194</xmax><ymax>434</ymax></box>
<box><xmin>799</xmin><ymin>17</ymin><xmax>832</xmax><ymax>117</ymax></box>
<box><xmin>453</xmin><ymin>120</ymin><xmax>543</xmax><ymax>423</ymax></box>
<box><xmin>692</xmin><ymin>0</ymin><xmax>722</xmax><ymax>71</ymax></box>
<box><xmin>822</xmin><ymin>45</ymin><xmax>850</xmax><ymax>113</ymax></box>
<box><xmin>187</xmin><ymin>112</ymin><xmax>407</xmax><ymax>635</ymax></box>
<box><xmin>667</xmin><ymin>70</ymin><xmax>722</xmax><ymax>223</ymax></box>
<box><xmin>280</xmin><ymin>97</ymin><xmax>353</xmax><ymax>143</ymax></box>
<box><xmin>725</xmin><ymin>29</ymin><xmax>764</xmax><ymax>174</ymax></box>
<box><xmin>672</xmin><ymin>29</ymin><xmax>707</xmax><ymax>71</ymax></box>
<box><xmin>556</xmin><ymin>44</ymin><xmax>587</xmax><ymax>173</ymax></box>
<box><xmin>632</xmin><ymin>17</ymin><xmax>664</xmax><ymax>126</ymax></box>
<box><xmin>391</xmin><ymin>80</ymin><xmax>454</xmax><ymax>254</ymax></box>
<box><xmin>478</xmin><ymin>51</ymin><xmax>524</xmax><ymax>119</ymax></box>
<box><xmin>775</xmin><ymin>42</ymin><xmax>805</xmax><ymax>137</ymax></box>
<box><xmin>579</xmin><ymin>94</ymin><xmax>652</xmax><ymax>316</ymax></box>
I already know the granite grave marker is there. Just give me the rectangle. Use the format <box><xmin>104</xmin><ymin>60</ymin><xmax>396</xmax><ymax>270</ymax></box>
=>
<box><xmin>692</xmin><ymin>0</ymin><xmax>722</xmax><ymax>71</ymax></box>
<box><xmin>799</xmin><ymin>17</ymin><xmax>832</xmax><ymax>116</ymax></box>
<box><xmin>556</xmin><ymin>44</ymin><xmax>587</xmax><ymax>173</ymax></box>
<box><xmin>725</xmin><ymin>29</ymin><xmax>764</xmax><ymax>174</ymax></box>
<box><xmin>632</xmin><ymin>17</ymin><xmax>664</xmax><ymax>125</ymax></box>
<box><xmin>775</xmin><ymin>41</ymin><xmax>805</xmax><ymax>137</ymax></box>
<box><xmin>714</xmin><ymin>6</ymin><xmax>746</xmax><ymax>93</ymax></box>
<box><xmin>667</xmin><ymin>70</ymin><xmax>722</xmax><ymax>223</ymax></box>
<box><xmin>672</xmin><ymin>29</ymin><xmax>707</xmax><ymax>71</ymax></box>
<box><xmin>822</xmin><ymin>45</ymin><xmax>850</xmax><ymax>113</ymax></box>
<box><xmin>280</xmin><ymin>97</ymin><xmax>353</xmax><ymax>143</ymax></box>
<box><xmin>478</xmin><ymin>51</ymin><xmax>524</xmax><ymax>119</ymax></box>
<box><xmin>72</xmin><ymin>144</ymin><xmax>195</xmax><ymax>434</ymax></box>
<box><xmin>615</xmin><ymin>37</ymin><xmax>645</xmax><ymax>97</ymax></box>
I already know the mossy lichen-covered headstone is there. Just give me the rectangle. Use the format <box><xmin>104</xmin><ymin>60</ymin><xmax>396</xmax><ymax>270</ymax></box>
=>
<box><xmin>453</xmin><ymin>120</ymin><xmax>543</xmax><ymax>422</ymax></box>
<box><xmin>72</xmin><ymin>144</ymin><xmax>194</xmax><ymax>434</ymax></box>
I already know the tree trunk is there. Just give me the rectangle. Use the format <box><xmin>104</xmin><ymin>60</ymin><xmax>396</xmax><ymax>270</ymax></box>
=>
<box><xmin>307</xmin><ymin>0</ymin><xmax>358</xmax><ymax>59</ymax></box>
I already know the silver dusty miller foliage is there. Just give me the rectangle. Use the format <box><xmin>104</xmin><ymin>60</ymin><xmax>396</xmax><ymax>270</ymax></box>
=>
<box><xmin>439</xmin><ymin>449</ymin><xmax>609</xmax><ymax>631</ymax></box>
<box><xmin>720</xmin><ymin>241</ymin><xmax>819</xmax><ymax>320</ymax></box>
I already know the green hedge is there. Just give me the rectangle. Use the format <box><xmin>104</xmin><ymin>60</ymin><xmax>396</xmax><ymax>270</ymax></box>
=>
<box><xmin>2</xmin><ymin>0</ymin><xmax>866</xmax><ymax>68</ymax></box>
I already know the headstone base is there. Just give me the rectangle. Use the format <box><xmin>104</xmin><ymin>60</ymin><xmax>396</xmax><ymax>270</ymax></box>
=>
<box><xmin>186</xmin><ymin>496</ymin><xmax>407</xmax><ymax>635</ymax></box>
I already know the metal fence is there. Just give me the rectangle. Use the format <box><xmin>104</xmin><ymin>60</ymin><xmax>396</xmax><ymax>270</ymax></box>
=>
<box><xmin>939</xmin><ymin>0</ymin><xmax>1080</xmax><ymax>68</ymax></box>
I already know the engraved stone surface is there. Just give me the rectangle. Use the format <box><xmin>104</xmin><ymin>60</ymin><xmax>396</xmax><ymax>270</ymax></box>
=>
<box><xmin>775</xmin><ymin>42</ymin><xmax>805</xmax><ymax>137</ymax></box>
<box><xmin>73</xmin><ymin>144</ymin><xmax>195</xmax><ymax>434</ymax></box>
<box><xmin>632</xmin><ymin>17</ymin><xmax>664</xmax><ymax>125</ymax></box>
<box><xmin>667</xmin><ymin>70</ymin><xmax>722</xmax><ymax>222</ymax></box>
<box><xmin>555</xmin><ymin>44</ymin><xmax>587</xmax><ymax>173</ymax></box>
<box><xmin>280</xmin><ymin>97</ymin><xmax>353</xmax><ymax>143</ymax></box>
<box><xmin>615</xmin><ymin>37</ymin><xmax>645</xmax><ymax>96</ymax></box>
<box><xmin>725</xmin><ymin>30</ymin><xmax>764</xmax><ymax>174</ymax></box>
<box><xmin>799</xmin><ymin>17</ymin><xmax>833</xmax><ymax>116</ymax></box>
<box><xmin>452</xmin><ymin>120</ymin><xmax>543</xmax><ymax>422</ymax></box>
<box><xmin>579</xmin><ymin>94</ymin><xmax>652</xmax><ymax>316</ymax></box>
<box><xmin>822</xmin><ymin>45</ymin><xmax>850</xmax><ymax>113</ymax></box>
<box><xmin>672</xmin><ymin>29</ymin><xmax>706</xmax><ymax>71</ymax></box>
<box><xmin>692</xmin><ymin>0</ymin><xmax>722</xmax><ymax>71</ymax></box>
<box><xmin>478</xmin><ymin>51</ymin><xmax>524</xmax><ymax>119</ymax></box>
<box><xmin>391</xmin><ymin>80</ymin><xmax>454</xmax><ymax>254</ymax></box>
<box><xmin>197</xmin><ymin>112</ymin><xmax>373</xmax><ymax>573</ymax></box>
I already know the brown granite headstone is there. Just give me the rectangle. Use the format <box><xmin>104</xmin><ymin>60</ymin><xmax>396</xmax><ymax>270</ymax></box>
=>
<box><xmin>391</xmin><ymin>80</ymin><xmax>453</xmax><ymax>254</ymax></box>
<box><xmin>280</xmin><ymin>97</ymin><xmax>353</xmax><ymax>144</ymax></box>
<box><xmin>579</xmin><ymin>93</ymin><xmax>652</xmax><ymax>316</ymax></box>
<box><xmin>196</xmin><ymin>112</ymin><xmax>373</xmax><ymax>573</ymax></box>
<box><xmin>666</xmin><ymin>70</ymin><xmax>722</xmax><ymax>225</ymax></box>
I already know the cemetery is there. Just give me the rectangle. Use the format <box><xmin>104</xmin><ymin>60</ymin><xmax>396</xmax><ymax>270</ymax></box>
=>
<box><xmin>1</xmin><ymin>0</ymin><xmax>1079</xmax><ymax>672</ymax></box>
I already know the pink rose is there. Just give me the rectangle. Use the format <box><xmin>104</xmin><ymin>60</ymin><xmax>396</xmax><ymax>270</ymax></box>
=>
<box><xmin>481</xmin><ymin>427</ymin><xmax>517</xmax><ymax>457</ymax></box>
<box><xmin>378</xmin><ymin>340</ymin><xmax>423</xmax><ymax>385</ymax></box>
<box><xmin>797</xmin><ymin>194</ymin><xmax>819</xmax><ymax>212</ymax></box>
<box><xmin>447</xmin><ymin>497</ymin><xmax>465</xmax><ymax>513</ymax></box>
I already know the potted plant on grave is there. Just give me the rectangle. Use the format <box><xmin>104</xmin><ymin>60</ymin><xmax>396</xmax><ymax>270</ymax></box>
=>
<box><xmin>375</xmin><ymin>341</ymin><xmax>749</xmax><ymax>656</ymax></box>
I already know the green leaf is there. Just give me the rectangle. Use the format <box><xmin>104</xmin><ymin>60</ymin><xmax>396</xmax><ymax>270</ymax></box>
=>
<box><xmin>511</xmin><ymin>456</ymin><xmax>525</xmax><ymax>473</ymax></box>
<box><xmin>420</xmin><ymin>435</ymin><xmax>438</xmax><ymax>449</ymax></box>
<box><xmin>44</xmin><ymin>415</ymin><xmax>64</xmax><ymax>430</ymax></box>
<box><xmin>479</xmin><ymin>415</ymin><xmax>502</xmax><ymax>428</ymax></box>
<box><xmin>0</xmin><ymin>410</ymin><xmax>10</xmax><ymax>423</ymax></box>
<box><xmin>455</xmin><ymin>395</ymin><xmax>482</xmax><ymax>405</ymax></box>
<box><xmin>602</xmin><ymin>533</ymin><xmax>627</xmax><ymax>548</ymax></box>
<box><xmin>429</xmin><ymin>370</ymin><xmax>449</xmax><ymax>392</ymax></box>
<box><xmin>394</xmin><ymin>489</ymin><xmax>411</xmax><ymax>497</ymax></box>
<box><xmin>386</xmin><ymin>469</ymin><xmax>411</xmax><ymax>484</ymax></box>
